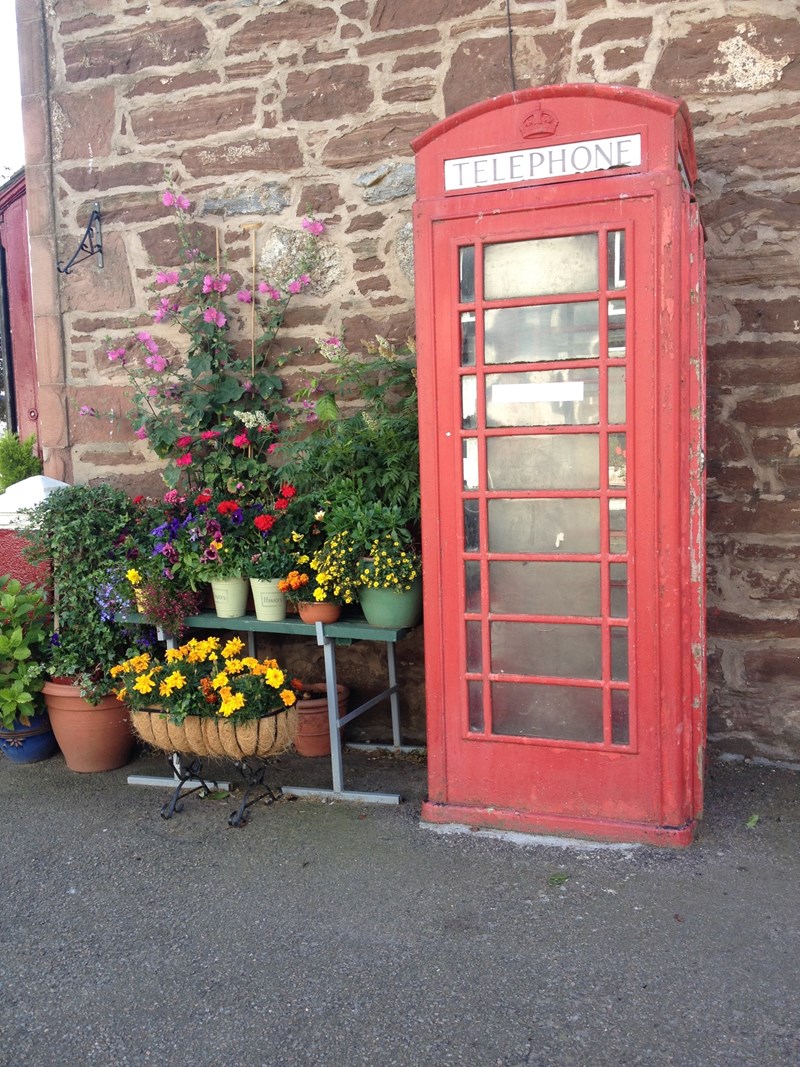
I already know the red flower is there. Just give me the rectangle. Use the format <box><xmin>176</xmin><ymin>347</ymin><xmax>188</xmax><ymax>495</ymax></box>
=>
<box><xmin>132</xmin><ymin>495</ymin><xmax>145</xmax><ymax>505</ymax></box>
<box><xmin>176</xmin><ymin>435</ymin><xmax>193</xmax><ymax>448</ymax></box>
<box><xmin>200</xmin><ymin>430</ymin><xmax>221</xmax><ymax>440</ymax></box>
<box><xmin>274</xmin><ymin>498</ymin><xmax>288</xmax><ymax>510</ymax></box>
<box><xmin>254</xmin><ymin>514</ymin><xmax>275</xmax><ymax>532</ymax></box>
<box><xmin>280</xmin><ymin>484</ymin><xmax>296</xmax><ymax>499</ymax></box>
<box><xmin>194</xmin><ymin>489</ymin><xmax>212</xmax><ymax>506</ymax></box>
<box><xmin>175</xmin><ymin>453</ymin><xmax>192</xmax><ymax>467</ymax></box>
<box><xmin>217</xmin><ymin>500</ymin><xmax>240</xmax><ymax>515</ymax></box>
<box><xmin>233</xmin><ymin>433</ymin><xmax>250</xmax><ymax>449</ymax></box>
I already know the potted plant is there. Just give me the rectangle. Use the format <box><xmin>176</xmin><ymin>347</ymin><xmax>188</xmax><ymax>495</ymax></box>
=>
<box><xmin>0</xmin><ymin>574</ymin><xmax>58</xmax><ymax>763</ymax></box>
<box><xmin>278</xmin><ymin>516</ymin><xmax>360</xmax><ymax>623</ymax></box>
<box><xmin>111</xmin><ymin>634</ymin><xmax>299</xmax><ymax>760</ymax></box>
<box><xmin>22</xmin><ymin>483</ymin><xmax>151</xmax><ymax>772</ymax></box>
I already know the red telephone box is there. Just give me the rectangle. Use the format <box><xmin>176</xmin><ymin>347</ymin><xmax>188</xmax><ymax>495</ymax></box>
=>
<box><xmin>412</xmin><ymin>85</ymin><xmax>705</xmax><ymax>846</ymax></box>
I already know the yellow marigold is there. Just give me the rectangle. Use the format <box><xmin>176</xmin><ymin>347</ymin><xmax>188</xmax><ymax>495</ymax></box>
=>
<box><xmin>164</xmin><ymin>670</ymin><xmax>186</xmax><ymax>692</ymax></box>
<box><xmin>115</xmin><ymin>686</ymin><xmax>127</xmax><ymax>701</ymax></box>
<box><xmin>265</xmin><ymin>666</ymin><xmax>285</xmax><ymax>689</ymax></box>
<box><xmin>219</xmin><ymin>691</ymin><xmax>245</xmax><ymax>717</ymax></box>
<box><xmin>133</xmin><ymin>672</ymin><xmax>157</xmax><ymax>695</ymax></box>
<box><xmin>280</xmin><ymin>689</ymin><xmax>297</xmax><ymax>706</ymax></box>
<box><xmin>126</xmin><ymin>568</ymin><xmax>142</xmax><ymax>586</ymax></box>
<box><xmin>241</xmin><ymin>657</ymin><xmax>259</xmax><ymax>670</ymax></box>
<box><xmin>313</xmin><ymin>587</ymin><xmax>326</xmax><ymax>601</ymax></box>
<box><xmin>222</xmin><ymin>636</ymin><xmax>245</xmax><ymax>658</ymax></box>
<box><xmin>211</xmin><ymin>672</ymin><xmax>229</xmax><ymax>691</ymax></box>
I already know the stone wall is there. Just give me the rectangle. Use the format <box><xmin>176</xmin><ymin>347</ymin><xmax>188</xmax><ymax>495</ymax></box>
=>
<box><xmin>16</xmin><ymin>0</ymin><xmax>800</xmax><ymax>758</ymax></box>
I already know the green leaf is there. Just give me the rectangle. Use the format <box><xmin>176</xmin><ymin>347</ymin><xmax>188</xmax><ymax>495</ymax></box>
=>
<box><xmin>548</xmin><ymin>873</ymin><xmax>570</xmax><ymax>887</ymax></box>
<box><xmin>746</xmin><ymin>813</ymin><xmax>760</xmax><ymax>829</ymax></box>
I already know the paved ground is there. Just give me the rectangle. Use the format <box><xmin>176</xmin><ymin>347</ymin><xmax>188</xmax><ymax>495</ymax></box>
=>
<box><xmin>1</xmin><ymin>745</ymin><xmax>798</xmax><ymax>1067</ymax></box>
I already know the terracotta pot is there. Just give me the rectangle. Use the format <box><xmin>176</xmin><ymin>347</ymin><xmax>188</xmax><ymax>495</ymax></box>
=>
<box><xmin>297</xmin><ymin>600</ymin><xmax>341</xmax><ymax>624</ymax></box>
<box><xmin>294</xmin><ymin>683</ymin><xmax>349</xmax><ymax>757</ymax></box>
<box><xmin>42</xmin><ymin>680</ymin><xmax>134</xmax><ymax>773</ymax></box>
<box><xmin>131</xmin><ymin>707</ymin><xmax>298</xmax><ymax>760</ymax></box>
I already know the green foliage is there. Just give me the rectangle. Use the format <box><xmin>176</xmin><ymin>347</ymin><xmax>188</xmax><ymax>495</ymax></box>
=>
<box><xmin>284</xmin><ymin>337</ymin><xmax>420</xmax><ymax>530</ymax></box>
<box><xmin>22</xmin><ymin>484</ymin><xmax>148</xmax><ymax>702</ymax></box>
<box><xmin>0</xmin><ymin>432</ymin><xmax>42</xmax><ymax>493</ymax></box>
<box><xmin>0</xmin><ymin>575</ymin><xmax>50</xmax><ymax>728</ymax></box>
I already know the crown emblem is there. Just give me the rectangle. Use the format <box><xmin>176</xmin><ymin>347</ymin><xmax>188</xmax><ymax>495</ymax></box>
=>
<box><xmin>520</xmin><ymin>105</ymin><xmax>559</xmax><ymax>139</ymax></box>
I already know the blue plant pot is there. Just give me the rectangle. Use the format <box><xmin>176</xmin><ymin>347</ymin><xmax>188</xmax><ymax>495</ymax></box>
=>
<box><xmin>0</xmin><ymin>711</ymin><xmax>59</xmax><ymax>764</ymax></box>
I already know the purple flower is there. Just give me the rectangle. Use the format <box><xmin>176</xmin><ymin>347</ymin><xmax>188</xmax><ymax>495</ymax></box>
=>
<box><xmin>78</xmin><ymin>405</ymin><xmax>97</xmax><ymax>417</ymax></box>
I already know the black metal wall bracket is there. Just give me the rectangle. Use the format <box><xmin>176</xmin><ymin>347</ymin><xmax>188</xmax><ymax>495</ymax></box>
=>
<box><xmin>57</xmin><ymin>201</ymin><xmax>103</xmax><ymax>274</ymax></box>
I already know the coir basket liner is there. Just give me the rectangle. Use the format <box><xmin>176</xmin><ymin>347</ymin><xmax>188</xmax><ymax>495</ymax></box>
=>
<box><xmin>131</xmin><ymin>708</ymin><xmax>298</xmax><ymax>761</ymax></box>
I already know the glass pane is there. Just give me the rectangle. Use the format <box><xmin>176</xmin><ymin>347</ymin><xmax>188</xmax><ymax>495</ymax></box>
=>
<box><xmin>488</xmin><ymin>434</ymin><xmax>599</xmax><ymax>490</ymax></box>
<box><xmin>611</xmin><ymin>626</ymin><xmax>629</xmax><ymax>681</ymax></box>
<box><xmin>485</xmin><ymin>302</ymin><xmax>599</xmax><ymax>364</ymax></box>
<box><xmin>609</xmin><ymin>499</ymin><xmax>627</xmax><ymax>554</ymax></box>
<box><xmin>468</xmin><ymin>680</ymin><xmax>484</xmax><ymax>732</ymax></box>
<box><xmin>461</xmin><ymin>375</ymin><xmax>477</xmax><ymax>429</ymax></box>
<box><xmin>608</xmin><ymin>367</ymin><xmax>626</xmax><ymax>425</ymax></box>
<box><xmin>460</xmin><ymin>311</ymin><xmax>476</xmax><ymax>366</ymax></box>
<box><xmin>465</xmin><ymin>560</ymin><xmax>481</xmax><ymax>612</ymax></box>
<box><xmin>459</xmin><ymin>246</ymin><xmax>475</xmax><ymax>303</ymax></box>
<box><xmin>490</xmin><ymin>561</ymin><xmax>600</xmax><ymax>617</ymax></box>
<box><xmin>492</xmin><ymin>622</ymin><xmax>601</xmax><ymax>679</ymax></box>
<box><xmin>484</xmin><ymin>234</ymin><xmax>599</xmax><ymax>299</ymax></box>
<box><xmin>463</xmin><ymin>438</ymin><xmax>479</xmax><ymax>489</ymax></box>
<box><xmin>489</xmin><ymin>498</ymin><xmax>600</xmax><ymax>554</ymax></box>
<box><xmin>466</xmin><ymin>620</ymin><xmax>482</xmax><ymax>673</ymax></box>
<box><xmin>611</xmin><ymin>689</ymin><xmax>630</xmax><ymax>745</ymax></box>
<box><xmin>608</xmin><ymin>432</ymin><xmax>627</xmax><ymax>488</ymax></box>
<box><xmin>492</xmin><ymin>682</ymin><xmax>603</xmax><ymax>742</ymax></box>
<box><xmin>486</xmin><ymin>369</ymin><xmax>599</xmax><ymax>427</ymax></box>
<box><xmin>607</xmin><ymin>231</ymin><xmax>626</xmax><ymax>290</ymax></box>
<box><xmin>608</xmin><ymin>299</ymin><xmax>626</xmax><ymax>357</ymax></box>
<box><xmin>463</xmin><ymin>499</ymin><xmax>480</xmax><ymax>552</ymax></box>
<box><xmin>610</xmin><ymin>563</ymin><xmax>628</xmax><ymax>618</ymax></box>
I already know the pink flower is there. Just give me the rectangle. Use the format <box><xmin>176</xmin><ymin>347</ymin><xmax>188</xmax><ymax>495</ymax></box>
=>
<box><xmin>162</xmin><ymin>190</ymin><xmax>175</xmax><ymax>207</ymax></box>
<box><xmin>134</xmin><ymin>426</ymin><xmax>148</xmax><ymax>440</ymax></box>
<box><xmin>78</xmin><ymin>405</ymin><xmax>97</xmax><ymax>416</ymax></box>
<box><xmin>145</xmin><ymin>353</ymin><xmax>169</xmax><ymax>373</ymax></box>
<box><xmin>163</xmin><ymin>490</ymin><xmax>183</xmax><ymax>505</ymax></box>
<box><xmin>324</xmin><ymin>336</ymin><xmax>341</xmax><ymax>348</ymax></box>
<box><xmin>153</xmin><ymin>297</ymin><xmax>176</xmax><ymax>323</ymax></box>
<box><xmin>257</xmin><ymin>281</ymin><xmax>281</xmax><ymax>300</ymax></box>
<box><xmin>177</xmin><ymin>194</ymin><xmax>191</xmax><ymax>211</ymax></box>
<box><xmin>203</xmin><ymin>307</ymin><xmax>227</xmax><ymax>327</ymax></box>
<box><xmin>302</xmin><ymin>217</ymin><xmax>325</xmax><ymax>236</ymax></box>
<box><xmin>267</xmin><ymin>443</ymin><xmax>277</xmax><ymax>454</ymax></box>
<box><xmin>107</xmin><ymin>346</ymin><xmax>127</xmax><ymax>363</ymax></box>
<box><xmin>233</xmin><ymin>433</ymin><xmax>250</xmax><ymax>449</ymax></box>
<box><xmin>200</xmin><ymin>430</ymin><xmax>221</xmax><ymax>440</ymax></box>
<box><xmin>176</xmin><ymin>435</ymin><xmax>193</xmax><ymax>448</ymax></box>
<box><xmin>137</xmin><ymin>330</ymin><xmax>152</xmax><ymax>342</ymax></box>
<box><xmin>202</xmin><ymin>273</ymin><xmax>231</xmax><ymax>295</ymax></box>
<box><xmin>155</xmin><ymin>270</ymin><xmax>180</xmax><ymax>285</ymax></box>
<box><xmin>175</xmin><ymin>453</ymin><xmax>193</xmax><ymax>467</ymax></box>
<box><xmin>147</xmin><ymin>387</ymin><xmax>159</xmax><ymax>397</ymax></box>
<box><xmin>236</xmin><ymin>289</ymin><xmax>252</xmax><ymax>303</ymax></box>
<box><xmin>287</xmin><ymin>274</ymin><xmax>311</xmax><ymax>295</ymax></box>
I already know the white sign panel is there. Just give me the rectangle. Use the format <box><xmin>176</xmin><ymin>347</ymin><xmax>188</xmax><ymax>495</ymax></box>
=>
<box><xmin>444</xmin><ymin>134</ymin><xmax>642</xmax><ymax>192</ymax></box>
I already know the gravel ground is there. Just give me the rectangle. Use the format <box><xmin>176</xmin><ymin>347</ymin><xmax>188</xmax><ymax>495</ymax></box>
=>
<box><xmin>1</xmin><ymin>746</ymin><xmax>798</xmax><ymax>1067</ymax></box>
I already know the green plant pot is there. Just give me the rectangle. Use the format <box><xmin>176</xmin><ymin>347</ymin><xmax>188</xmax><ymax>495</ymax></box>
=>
<box><xmin>358</xmin><ymin>577</ymin><xmax>422</xmax><ymax>629</ymax></box>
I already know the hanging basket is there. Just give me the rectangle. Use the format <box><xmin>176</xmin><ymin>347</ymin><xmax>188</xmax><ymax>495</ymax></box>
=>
<box><xmin>131</xmin><ymin>707</ymin><xmax>298</xmax><ymax>760</ymax></box>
